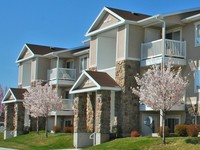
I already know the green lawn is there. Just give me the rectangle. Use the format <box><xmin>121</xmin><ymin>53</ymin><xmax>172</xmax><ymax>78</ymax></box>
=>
<box><xmin>0</xmin><ymin>131</ymin><xmax>74</xmax><ymax>150</ymax></box>
<box><xmin>1</xmin><ymin>132</ymin><xmax>200</xmax><ymax>150</ymax></box>
<box><xmin>85</xmin><ymin>137</ymin><xmax>200</xmax><ymax>150</ymax></box>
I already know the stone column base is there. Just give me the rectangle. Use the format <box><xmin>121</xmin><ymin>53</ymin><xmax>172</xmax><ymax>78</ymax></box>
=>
<box><xmin>95</xmin><ymin>133</ymin><xmax>110</xmax><ymax>145</ymax></box>
<box><xmin>4</xmin><ymin>130</ymin><xmax>14</xmax><ymax>139</ymax></box>
<box><xmin>73</xmin><ymin>132</ymin><xmax>93</xmax><ymax>148</ymax></box>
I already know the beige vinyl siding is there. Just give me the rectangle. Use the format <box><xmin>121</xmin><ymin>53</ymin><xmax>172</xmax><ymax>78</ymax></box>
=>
<box><xmin>21</xmin><ymin>48</ymin><xmax>32</xmax><ymax>59</ymax></box>
<box><xmin>31</xmin><ymin>59</ymin><xmax>36</xmax><ymax>81</ymax></box>
<box><xmin>37</xmin><ymin>57</ymin><xmax>50</xmax><ymax>80</ymax></box>
<box><xmin>18</xmin><ymin>64</ymin><xmax>22</xmax><ymax>85</ymax></box>
<box><xmin>117</xmin><ymin>25</ymin><xmax>125</xmax><ymax>59</ymax></box>
<box><xmin>93</xmin><ymin>13</ymin><xmax>120</xmax><ymax>31</ymax></box>
<box><xmin>128</xmin><ymin>25</ymin><xmax>144</xmax><ymax>59</ymax></box>
<box><xmin>90</xmin><ymin>36</ymin><xmax>97</xmax><ymax>67</ymax></box>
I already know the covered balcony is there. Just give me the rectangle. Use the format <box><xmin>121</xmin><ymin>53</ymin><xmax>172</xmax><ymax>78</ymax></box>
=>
<box><xmin>62</xmin><ymin>99</ymin><xmax>74</xmax><ymax>110</ymax></box>
<box><xmin>47</xmin><ymin>68</ymin><xmax>76</xmax><ymax>86</ymax></box>
<box><xmin>141</xmin><ymin>39</ymin><xmax>186</xmax><ymax>67</ymax></box>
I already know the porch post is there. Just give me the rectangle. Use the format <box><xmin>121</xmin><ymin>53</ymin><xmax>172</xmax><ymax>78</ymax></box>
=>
<box><xmin>13</xmin><ymin>103</ymin><xmax>25</xmax><ymax>137</ymax></box>
<box><xmin>4</xmin><ymin>103</ymin><xmax>14</xmax><ymax>139</ymax></box>
<box><xmin>73</xmin><ymin>93</ymin><xmax>93</xmax><ymax>148</ymax></box>
<box><xmin>95</xmin><ymin>90</ymin><xmax>111</xmax><ymax>145</ymax></box>
<box><xmin>54</xmin><ymin>114</ymin><xmax>57</xmax><ymax>126</ymax></box>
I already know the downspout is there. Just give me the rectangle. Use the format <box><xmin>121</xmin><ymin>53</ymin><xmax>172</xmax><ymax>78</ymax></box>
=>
<box><xmin>156</xmin><ymin>16</ymin><xmax>166</xmax><ymax>69</ymax></box>
<box><xmin>52</xmin><ymin>53</ymin><xmax>59</xmax><ymax>97</ymax></box>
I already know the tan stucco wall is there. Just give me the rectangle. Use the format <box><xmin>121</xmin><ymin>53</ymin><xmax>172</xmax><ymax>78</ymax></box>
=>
<box><xmin>21</xmin><ymin>48</ymin><xmax>32</xmax><ymax>60</ymax></box>
<box><xmin>18</xmin><ymin>64</ymin><xmax>22</xmax><ymax>85</ymax></box>
<box><xmin>93</xmin><ymin>13</ymin><xmax>119</xmax><ymax>31</ymax></box>
<box><xmin>90</xmin><ymin>36</ymin><xmax>97</xmax><ymax>67</ymax></box>
<box><xmin>31</xmin><ymin>59</ymin><xmax>36</xmax><ymax>81</ymax></box>
<box><xmin>117</xmin><ymin>25</ymin><xmax>125</xmax><ymax>59</ymax></box>
<box><xmin>37</xmin><ymin>57</ymin><xmax>50</xmax><ymax>80</ymax></box>
<box><xmin>128</xmin><ymin>25</ymin><xmax>144</xmax><ymax>59</ymax></box>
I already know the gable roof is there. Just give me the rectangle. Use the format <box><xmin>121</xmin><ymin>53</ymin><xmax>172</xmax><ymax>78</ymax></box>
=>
<box><xmin>86</xmin><ymin>7</ymin><xmax>150</xmax><ymax>36</ymax></box>
<box><xmin>16</xmin><ymin>43</ymin><xmax>67</xmax><ymax>63</ymax></box>
<box><xmin>2</xmin><ymin>88</ymin><xmax>28</xmax><ymax>104</ymax></box>
<box><xmin>107</xmin><ymin>7</ymin><xmax>150</xmax><ymax>21</ymax></box>
<box><xmin>70</xmin><ymin>70</ymin><xmax>121</xmax><ymax>94</ymax></box>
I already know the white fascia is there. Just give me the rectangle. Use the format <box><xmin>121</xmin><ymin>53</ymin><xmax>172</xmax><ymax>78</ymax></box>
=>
<box><xmin>16</xmin><ymin>44</ymin><xmax>35</xmax><ymax>63</ymax></box>
<box><xmin>86</xmin><ymin>7</ymin><xmax>126</xmax><ymax>37</ymax></box>
<box><xmin>73</xmin><ymin>49</ymin><xmax>89</xmax><ymax>56</ymax></box>
<box><xmin>182</xmin><ymin>14</ymin><xmax>200</xmax><ymax>23</ymax></box>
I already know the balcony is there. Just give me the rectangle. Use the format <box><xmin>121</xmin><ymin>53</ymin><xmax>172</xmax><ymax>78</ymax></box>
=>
<box><xmin>62</xmin><ymin>99</ymin><xmax>74</xmax><ymax>110</ymax></box>
<box><xmin>47</xmin><ymin>68</ymin><xmax>76</xmax><ymax>86</ymax></box>
<box><xmin>141</xmin><ymin>39</ymin><xmax>186</xmax><ymax>67</ymax></box>
<box><xmin>140</xmin><ymin>103</ymin><xmax>185</xmax><ymax>111</ymax></box>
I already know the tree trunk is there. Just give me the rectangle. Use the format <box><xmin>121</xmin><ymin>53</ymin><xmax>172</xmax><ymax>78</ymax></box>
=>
<box><xmin>45</xmin><ymin>116</ymin><xmax>48</xmax><ymax>138</ymax></box>
<box><xmin>36</xmin><ymin>117</ymin><xmax>39</xmax><ymax>134</ymax></box>
<box><xmin>162</xmin><ymin>110</ymin><xmax>166</xmax><ymax>144</ymax></box>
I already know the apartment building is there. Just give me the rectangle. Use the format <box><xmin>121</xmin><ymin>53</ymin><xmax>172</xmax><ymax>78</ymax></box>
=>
<box><xmin>2</xmin><ymin>43</ymin><xmax>89</xmax><ymax>139</ymax></box>
<box><xmin>2</xmin><ymin>5</ymin><xmax>200</xmax><ymax>148</ymax></box>
<box><xmin>69</xmin><ymin>7</ymin><xmax>200</xmax><ymax>148</ymax></box>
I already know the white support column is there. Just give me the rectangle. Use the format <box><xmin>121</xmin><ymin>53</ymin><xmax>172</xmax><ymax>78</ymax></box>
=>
<box><xmin>54</xmin><ymin>114</ymin><xmax>58</xmax><ymax>126</ymax></box>
<box><xmin>160</xmin><ymin>109</ymin><xmax>163</xmax><ymax>127</ymax></box>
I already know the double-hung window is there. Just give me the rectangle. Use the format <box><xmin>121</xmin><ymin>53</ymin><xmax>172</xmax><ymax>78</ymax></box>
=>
<box><xmin>195</xmin><ymin>69</ymin><xmax>200</xmax><ymax>92</ymax></box>
<box><xmin>195</xmin><ymin>22</ymin><xmax>200</xmax><ymax>46</ymax></box>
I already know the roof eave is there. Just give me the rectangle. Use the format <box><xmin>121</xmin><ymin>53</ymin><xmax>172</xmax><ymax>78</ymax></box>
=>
<box><xmin>182</xmin><ymin>14</ymin><xmax>200</xmax><ymax>23</ymax></box>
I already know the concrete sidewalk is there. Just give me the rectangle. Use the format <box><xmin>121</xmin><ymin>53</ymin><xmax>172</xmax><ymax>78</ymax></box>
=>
<box><xmin>0</xmin><ymin>148</ymin><xmax>17</xmax><ymax>150</ymax></box>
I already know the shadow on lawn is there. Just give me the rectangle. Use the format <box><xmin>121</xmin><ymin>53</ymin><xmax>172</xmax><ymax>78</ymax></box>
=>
<box><xmin>185</xmin><ymin>138</ymin><xmax>200</xmax><ymax>144</ymax></box>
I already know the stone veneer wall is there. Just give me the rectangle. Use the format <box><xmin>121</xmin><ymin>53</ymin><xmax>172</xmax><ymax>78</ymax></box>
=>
<box><xmin>74</xmin><ymin>93</ymin><xmax>87</xmax><ymax>132</ymax></box>
<box><xmin>95</xmin><ymin>90</ymin><xmax>111</xmax><ymax>134</ymax></box>
<box><xmin>115</xmin><ymin>60</ymin><xmax>140</xmax><ymax>136</ymax></box>
<box><xmin>86</xmin><ymin>92</ymin><xmax>95</xmax><ymax>132</ymax></box>
<box><xmin>4</xmin><ymin>104</ymin><xmax>14</xmax><ymax>131</ymax></box>
<box><xmin>14</xmin><ymin>103</ymin><xmax>25</xmax><ymax>135</ymax></box>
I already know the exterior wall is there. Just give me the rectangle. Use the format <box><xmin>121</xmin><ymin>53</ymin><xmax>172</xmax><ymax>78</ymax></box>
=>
<box><xmin>86</xmin><ymin>92</ymin><xmax>95</xmax><ymax>132</ymax></box>
<box><xmin>90</xmin><ymin>36</ymin><xmax>97</xmax><ymax>68</ymax></box>
<box><xmin>128</xmin><ymin>25</ymin><xmax>144</xmax><ymax>59</ymax></box>
<box><xmin>21</xmin><ymin>48</ymin><xmax>32</xmax><ymax>59</ymax></box>
<box><xmin>93</xmin><ymin>13</ymin><xmax>119</xmax><ymax>31</ymax></box>
<box><xmin>18</xmin><ymin>64</ymin><xmax>22</xmax><ymax>86</ymax></box>
<box><xmin>31</xmin><ymin>59</ymin><xmax>36</xmax><ymax>81</ymax></box>
<box><xmin>115</xmin><ymin>60</ymin><xmax>140</xmax><ymax>136</ymax></box>
<box><xmin>117</xmin><ymin>25</ymin><xmax>125</xmax><ymax>60</ymax></box>
<box><xmin>182</xmin><ymin>20</ymin><xmax>200</xmax><ymax>122</ymax></box>
<box><xmin>37</xmin><ymin>57</ymin><xmax>50</xmax><ymax>81</ymax></box>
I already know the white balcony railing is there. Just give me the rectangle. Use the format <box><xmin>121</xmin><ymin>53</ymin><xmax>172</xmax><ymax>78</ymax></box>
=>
<box><xmin>62</xmin><ymin>99</ymin><xmax>74</xmax><ymax>110</ymax></box>
<box><xmin>141</xmin><ymin>39</ymin><xmax>186</xmax><ymax>60</ymax></box>
<box><xmin>47</xmin><ymin>68</ymin><xmax>76</xmax><ymax>81</ymax></box>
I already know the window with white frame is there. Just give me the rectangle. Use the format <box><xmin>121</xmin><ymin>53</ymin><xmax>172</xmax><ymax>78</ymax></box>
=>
<box><xmin>195</xmin><ymin>22</ymin><xmax>200</xmax><ymax>46</ymax></box>
<box><xmin>194</xmin><ymin>69</ymin><xmax>200</xmax><ymax>92</ymax></box>
<box><xmin>79</xmin><ymin>55</ymin><xmax>88</xmax><ymax>71</ymax></box>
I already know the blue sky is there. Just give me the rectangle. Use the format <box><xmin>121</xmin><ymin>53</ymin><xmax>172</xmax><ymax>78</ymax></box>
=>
<box><xmin>0</xmin><ymin>0</ymin><xmax>200</xmax><ymax>88</ymax></box>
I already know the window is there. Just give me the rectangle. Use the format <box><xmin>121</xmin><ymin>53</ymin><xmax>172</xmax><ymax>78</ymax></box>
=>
<box><xmin>166</xmin><ymin>30</ymin><xmax>181</xmax><ymax>41</ymax></box>
<box><xmin>165</xmin><ymin>118</ymin><xmax>179</xmax><ymax>133</ymax></box>
<box><xmin>195</xmin><ymin>23</ymin><xmax>200</xmax><ymax>46</ymax></box>
<box><xmin>194</xmin><ymin>70</ymin><xmax>200</xmax><ymax>92</ymax></box>
<box><xmin>65</xmin><ymin>120</ymin><xmax>72</xmax><ymax>127</ymax></box>
<box><xmin>66</xmin><ymin>60</ymin><xmax>74</xmax><ymax>69</ymax></box>
<box><xmin>79</xmin><ymin>55</ymin><xmax>88</xmax><ymax>71</ymax></box>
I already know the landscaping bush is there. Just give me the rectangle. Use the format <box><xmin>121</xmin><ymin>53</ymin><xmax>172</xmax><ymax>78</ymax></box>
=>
<box><xmin>131</xmin><ymin>130</ymin><xmax>140</xmax><ymax>137</ymax></box>
<box><xmin>159</xmin><ymin>126</ymin><xmax>170</xmax><ymax>137</ymax></box>
<box><xmin>64</xmin><ymin>126</ymin><xmax>73</xmax><ymax>133</ymax></box>
<box><xmin>53</xmin><ymin>125</ymin><xmax>61</xmax><ymax>133</ymax></box>
<box><xmin>175</xmin><ymin>124</ymin><xmax>188</xmax><ymax>136</ymax></box>
<box><xmin>187</xmin><ymin>125</ymin><xmax>199</xmax><ymax>137</ymax></box>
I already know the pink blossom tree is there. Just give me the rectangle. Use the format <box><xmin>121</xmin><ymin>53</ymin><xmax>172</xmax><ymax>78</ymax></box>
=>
<box><xmin>23</xmin><ymin>82</ymin><xmax>62</xmax><ymax>137</ymax></box>
<box><xmin>0</xmin><ymin>85</ymin><xmax>5</xmax><ymax>115</ymax></box>
<box><xmin>132</xmin><ymin>62</ymin><xmax>188</xmax><ymax>144</ymax></box>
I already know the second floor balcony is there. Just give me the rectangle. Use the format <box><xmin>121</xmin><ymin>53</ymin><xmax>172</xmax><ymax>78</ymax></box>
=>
<box><xmin>47</xmin><ymin>68</ymin><xmax>76</xmax><ymax>86</ymax></box>
<box><xmin>141</xmin><ymin>39</ymin><xmax>186</xmax><ymax>67</ymax></box>
<box><xmin>62</xmin><ymin>99</ymin><xmax>74</xmax><ymax>110</ymax></box>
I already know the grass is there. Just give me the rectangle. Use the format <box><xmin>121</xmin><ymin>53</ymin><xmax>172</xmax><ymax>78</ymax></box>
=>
<box><xmin>0</xmin><ymin>131</ymin><xmax>74</xmax><ymax>150</ymax></box>
<box><xmin>1</xmin><ymin>132</ymin><xmax>200</xmax><ymax>150</ymax></box>
<box><xmin>85</xmin><ymin>136</ymin><xmax>200</xmax><ymax>150</ymax></box>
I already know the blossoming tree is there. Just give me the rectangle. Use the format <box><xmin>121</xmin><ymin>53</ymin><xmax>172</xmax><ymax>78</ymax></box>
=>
<box><xmin>0</xmin><ymin>85</ymin><xmax>5</xmax><ymax>115</ymax></box>
<box><xmin>132</xmin><ymin>62</ymin><xmax>188</xmax><ymax>144</ymax></box>
<box><xmin>23</xmin><ymin>82</ymin><xmax>62</xmax><ymax>137</ymax></box>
